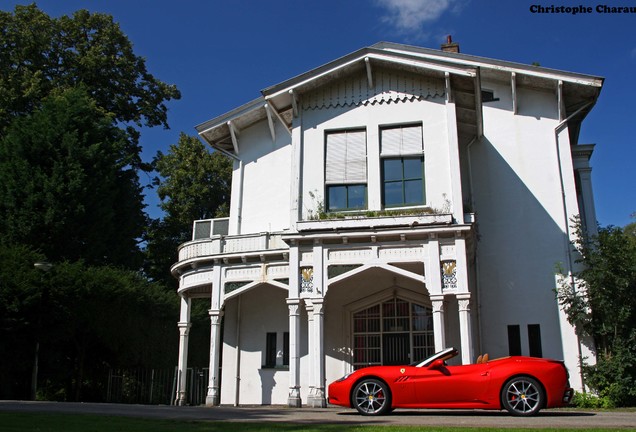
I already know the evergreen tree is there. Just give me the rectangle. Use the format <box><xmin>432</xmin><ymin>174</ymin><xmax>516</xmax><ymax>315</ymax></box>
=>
<box><xmin>0</xmin><ymin>87</ymin><xmax>146</xmax><ymax>268</ymax></box>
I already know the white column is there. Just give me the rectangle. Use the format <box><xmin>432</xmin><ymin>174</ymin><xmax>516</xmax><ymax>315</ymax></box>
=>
<box><xmin>430</xmin><ymin>294</ymin><xmax>446</xmax><ymax>352</ymax></box>
<box><xmin>205</xmin><ymin>309</ymin><xmax>223</xmax><ymax>405</ymax></box>
<box><xmin>427</xmin><ymin>235</ymin><xmax>443</xmax><ymax>296</ymax></box>
<box><xmin>454</xmin><ymin>234</ymin><xmax>469</xmax><ymax>292</ymax></box>
<box><xmin>305</xmin><ymin>301</ymin><xmax>315</xmax><ymax>397</ymax></box>
<box><xmin>457</xmin><ymin>293</ymin><xmax>474</xmax><ymax>364</ymax></box>
<box><xmin>313</xmin><ymin>240</ymin><xmax>324</xmax><ymax>295</ymax></box>
<box><xmin>427</xmin><ymin>236</ymin><xmax>446</xmax><ymax>352</ymax></box>
<box><xmin>307</xmin><ymin>297</ymin><xmax>326</xmax><ymax>407</ymax></box>
<box><xmin>445</xmin><ymin>72</ymin><xmax>464</xmax><ymax>222</ymax></box>
<box><xmin>289</xmin><ymin>120</ymin><xmax>303</xmax><ymax>228</ymax></box>
<box><xmin>174</xmin><ymin>295</ymin><xmax>191</xmax><ymax>406</ymax></box>
<box><xmin>286</xmin><ymin>298</ymin><xmax>302</xmax><ymax>407</ymax></box>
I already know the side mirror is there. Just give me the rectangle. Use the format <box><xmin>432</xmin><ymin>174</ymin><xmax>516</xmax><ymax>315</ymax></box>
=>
<box><xmin>428</xmin><ymin>359</ymin><xmax>445</xmax><ymax>370</ymax></box>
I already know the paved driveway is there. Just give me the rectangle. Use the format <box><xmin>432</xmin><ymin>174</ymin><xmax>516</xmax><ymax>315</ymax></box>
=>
<box><xmin>1</xmin><ymin>401</ymin><xmax>635</xmax><ymax>429</ymax></box>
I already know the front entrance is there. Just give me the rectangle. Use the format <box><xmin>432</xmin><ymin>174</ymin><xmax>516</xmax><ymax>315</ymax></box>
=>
<box><xmin>353</xmin><ymin>297</ymin><xmax>434</xmax><ymax>369</ymax></box>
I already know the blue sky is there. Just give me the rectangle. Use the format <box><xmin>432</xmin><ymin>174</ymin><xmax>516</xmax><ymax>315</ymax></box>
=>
<box><xmin>3</xmin><ymin>0</ymin><xmax>635</xmax><ymax>227</ymax></box>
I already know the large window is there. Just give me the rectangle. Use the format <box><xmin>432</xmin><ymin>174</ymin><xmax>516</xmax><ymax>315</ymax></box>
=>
<box><xmin>325</xmin><ymin>129</ymin><xmax>367</xmax><ymax>211</ymax></box>
<box><xmin>380</xmin><ymin>125</ymin><xmax>425</xmax><ymax>207</ymax></box>
<box><xmin>353</xmin><ymin>298</ymin><xmax>434</xmax><ymax>369</ymax></box>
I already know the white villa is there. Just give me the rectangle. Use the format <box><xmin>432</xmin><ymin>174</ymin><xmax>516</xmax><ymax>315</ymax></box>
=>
<box><xmin>171</xmin><ymin>41</ymin><xmax>603</xmax><ymax>407</ymax></box>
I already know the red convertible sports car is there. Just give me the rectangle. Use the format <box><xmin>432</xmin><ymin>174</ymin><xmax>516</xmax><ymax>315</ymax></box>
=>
<box><xmin>328</xmin><ymin>347</ymin><xmax>573</xmax><ymax>416</ymax></box>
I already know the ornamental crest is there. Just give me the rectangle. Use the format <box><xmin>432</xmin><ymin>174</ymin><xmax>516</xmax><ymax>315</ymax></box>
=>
<box><xmin>301</xmin><ymin>267</ymin><xmax>314</xmax><ymax>293</ymax></box>
<box><xmin>441</xmin><ymin>260</ymin><xmax>457</xmax><ymax>290</ymax></box>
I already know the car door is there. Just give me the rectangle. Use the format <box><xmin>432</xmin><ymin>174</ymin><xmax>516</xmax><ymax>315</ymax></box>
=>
<box><xmin>413</xmin><ymin>362</ymin><xmax>491</xmax><ymax>406</ymax></box>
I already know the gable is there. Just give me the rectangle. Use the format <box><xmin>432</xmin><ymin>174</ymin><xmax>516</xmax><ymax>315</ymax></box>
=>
<box><xmin>302</xmin><ymin>67</ymin><xmax>445</xmax><ymax>111</ymax></box>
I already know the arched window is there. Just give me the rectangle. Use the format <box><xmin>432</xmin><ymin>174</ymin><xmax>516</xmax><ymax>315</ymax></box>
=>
<box><xmin>352</xmin><ymin>298</ymin><xmax>434</xmax><ymax>369</ymax></box>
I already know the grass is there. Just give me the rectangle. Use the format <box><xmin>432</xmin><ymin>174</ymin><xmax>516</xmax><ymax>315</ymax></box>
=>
<box><xmin>0</xmin><ymin>412</ymin><xmax>624</xmax><ymax>432</ymax></box>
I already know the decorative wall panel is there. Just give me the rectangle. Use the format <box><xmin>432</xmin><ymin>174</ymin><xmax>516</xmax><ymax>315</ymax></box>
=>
<box><xmin>302</xmin><ymin>68</ymin><xmax>444</xmax><ymax>111</ymax></box>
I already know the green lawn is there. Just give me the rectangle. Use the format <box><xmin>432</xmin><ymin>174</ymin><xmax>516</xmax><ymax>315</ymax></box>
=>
<box><xmin>0</xmin><ymin>412</ymin><xmax>621</xmax><ymax>432</ymax></box>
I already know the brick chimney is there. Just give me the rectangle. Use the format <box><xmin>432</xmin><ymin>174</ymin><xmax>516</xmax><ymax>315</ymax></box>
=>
<box><xmin>441</xmin><ymin>35</ymin><xmax>460</xmax><ymax>53</ymax></box>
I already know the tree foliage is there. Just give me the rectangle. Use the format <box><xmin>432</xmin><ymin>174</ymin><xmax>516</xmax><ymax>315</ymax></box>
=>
<box><xmin>0</xmin><ymin>4</ymin><xmax>180</xmax><ymax>133</ymax></box>
<box><xmin>154</xmin><ymin>133</ymin><xmax>232</xmax><ymax>226</ymax></box>
<box><xmin>145</xmin><ymin>133</ymin><xmax>232</xmax><ymax>285</ymax></box>
<box><xmin>0</xmin><ymin>87</ymin><xmax>146</xmax><ymax>268</ymax></box>
<box><xmin>0</xmin><ymin>5</ymin><xmax>184</xmax><ymax>401</ymax></box>
<box><xmin>0</xmin><ymin>243</ymin><xmax>178</xmax><ymax>401</ymax></box>
<box><xmin>557</xmin><ymin>219</ymin><xmax>636</xmax><ymax>406</ymax></box>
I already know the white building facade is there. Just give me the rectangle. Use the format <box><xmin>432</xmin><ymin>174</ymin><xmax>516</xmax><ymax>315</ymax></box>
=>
<box><xmin>171</xmin><ymin>42</ymin><xmax>603</xmax><ymax>407</ymax></box>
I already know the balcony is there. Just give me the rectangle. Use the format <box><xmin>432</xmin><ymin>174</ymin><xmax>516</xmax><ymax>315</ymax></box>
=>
<box><xmin>177</xmin><ymin>226</ymin><xmax>288</xmax><ymax>264</ymax></box>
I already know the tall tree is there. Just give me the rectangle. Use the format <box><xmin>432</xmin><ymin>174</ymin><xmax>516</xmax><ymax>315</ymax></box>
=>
<box><xmin>0</xmin><ymin>4</ymin><xmax>180</xmax><ymax>132</ymax></box>
<box><xmin>557</xmin><ymin>219</ymin><xmax>636</xmax><ymax>406</ymax></box>
<box><xmin>0</xmin><ymin>4</ymin><xmax>180</xmax><ymax>267</ymax></box>
<box><xmin>145</xmin><ymin>133</ymin><xmax>232</xmax><ymax>285</ymax></box>
<box><xmin>0</xmin><ymin>87</ymin><xmax>146</xmax><ymax>268</ymax></box>
<box><xmin>0</xmin><ymin>5</ymin><xmax>183</xmax><ymax>401</ymax></box>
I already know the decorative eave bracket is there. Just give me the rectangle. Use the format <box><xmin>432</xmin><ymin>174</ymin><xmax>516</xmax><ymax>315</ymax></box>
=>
<box><xmin>364</xmin><ymin>56</ymin><xmax>374</xmax><ymax>89</ymax></box>
<box><xmin>264</xmin><ymin>103</ymin><xmax>276</xmax><ymax>142</ymax></box>
<box><xmin>511</xmin><ymin>72</ymin><xmax>518</xmax><ymax>115</ymax></box>
<box><xmin>227</xmin><ymin>120</ymin><xmax>240</xmax><ymax>155</ymax></box>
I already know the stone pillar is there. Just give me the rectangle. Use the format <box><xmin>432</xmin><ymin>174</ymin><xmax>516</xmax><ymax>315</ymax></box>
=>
<box><xmin>286</xmin><ymin>298</ymin><xmax>302</xmax><ymax>407</ymax></box>
<box><xmin>174</xmin><ymin>296</ymin><xmax>191</xmax><ymax>406</ymax></box>
<box><xmin>205</xmin><ymin>309</ymin><xmax>223</xmax><ymax>405</ymax></box>
<box><xmin>457</xmin><ymin>293</ymin><xmax>474</xmax><ymax>365</ymax></box>
<box><xmin>430</xmin><ymin>294</ymin><xmax>446</xmax><ymax>352</ymax></box>
<box><xmin>307</xmin><ymin>297</ymin><xmax>326</xmax><ymax>407</ymax></box>
<box><xmin>305</xmin><ymin>301</ymin><xmax>315</xmax><ymax>397</ymax></box>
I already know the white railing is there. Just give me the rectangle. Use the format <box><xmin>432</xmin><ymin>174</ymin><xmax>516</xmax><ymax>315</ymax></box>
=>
<box><xmin>178</xmin><ymin>232</ymin><xmax>287</xmax><ymax>262</ymax></box>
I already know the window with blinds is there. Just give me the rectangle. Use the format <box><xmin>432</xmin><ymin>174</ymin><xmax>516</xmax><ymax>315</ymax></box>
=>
<box><xmin>380</xmin><ymin>124</ymin><xmax>425</xmax><ymax>207</ymax></box>
<box><xmin>380</xmin><ymin>124</ymin><xmax>423</xmax><ymax>156</ymax></box>
<box><xmin>325</xmin><ymin>129</ymin><xmax>367</xmax><ymax>211</ymax></box>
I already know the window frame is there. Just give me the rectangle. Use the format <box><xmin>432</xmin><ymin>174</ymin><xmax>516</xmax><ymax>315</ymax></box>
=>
<box><xmin>381</xmin><ymin>156</ymin><xmax>426</xmax><ymax>208</ymax></box>
<box><xmin>379</xmin><ymin>124</ymin><xmax>426</xmax><ymax>209</ymax></box>
<box><xmin>324</xmin><ymin>128</ymin><xmax>368</xmax><ymax>213</ymax></box>
<box><xmin>326</xmin><ymin>183</ymin><xmax>367</xmax><ymax>212</ymax></box>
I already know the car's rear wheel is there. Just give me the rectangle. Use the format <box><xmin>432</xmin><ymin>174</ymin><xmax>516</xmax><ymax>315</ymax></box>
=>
<box><xmin>501</xmin><ymin>376</ymin><xmax>544</xmax><ymax>416</ymax></box>
<box><xmin>352</xmin><ymin>379</ymin><xmax>392</xmax><ymax>415</ymax></box>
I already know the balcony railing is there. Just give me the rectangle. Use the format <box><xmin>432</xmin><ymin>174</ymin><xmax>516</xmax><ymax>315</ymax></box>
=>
<box><xmin>178</xmin><ymin>231</ymin><xmax>287</xmax><ymax>262</ymax></box>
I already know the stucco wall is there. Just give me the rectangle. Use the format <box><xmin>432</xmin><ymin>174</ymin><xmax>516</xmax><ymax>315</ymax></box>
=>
<box><xmin>300</xmin><ymin>96</ymin><xmax>451</xmax><ymax>218</ymax></box>
<box><xmin>219</xmin><ymin>285</ymin><xmax>303</xmax><ymax>405</ymax></box>
<box><xmin>228</xmin><ymin>119</ymin><xmax>292</xmax><ymax>235</ymax></box>
<box><xmin>471</xmin><ymin>79</ymin><xmax>573</xmax><ymax>363</ymax></box>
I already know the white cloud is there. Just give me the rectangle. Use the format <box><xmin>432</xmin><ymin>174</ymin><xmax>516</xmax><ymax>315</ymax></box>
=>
<box><xmin>377</xmin><ymin>0</ymin><xmax>461</xmax><ymax>32</ymax></box>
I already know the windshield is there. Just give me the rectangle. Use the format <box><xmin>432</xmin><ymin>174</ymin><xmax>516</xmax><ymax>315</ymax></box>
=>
<box><xmin>412</xmin><ymin>347</ymin><xmax>458</xmax><ymax>367</ymax></box>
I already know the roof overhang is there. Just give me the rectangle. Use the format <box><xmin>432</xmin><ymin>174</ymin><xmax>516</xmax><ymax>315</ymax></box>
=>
<box><xmin>196</xmin><ymin>42</ymin><xmax>604</xmax><ymax>156</ymax></box>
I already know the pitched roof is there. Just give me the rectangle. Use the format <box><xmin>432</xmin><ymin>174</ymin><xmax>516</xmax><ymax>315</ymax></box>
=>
<box><xmin>196</xmin><ymin>42</ymin><xmax>603</xmax><ymax>156</ymax></box>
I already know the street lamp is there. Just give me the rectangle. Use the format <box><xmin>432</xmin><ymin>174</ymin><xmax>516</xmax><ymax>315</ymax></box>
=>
<box><xmin>34</xmin><ymin>261</ymin><xmax>53</xmax><ymax>272</ymax></box>
<box><xmin>32</xmin><ymin>261</ymin><xmax>53</xmax><ymax>400</ymax></box>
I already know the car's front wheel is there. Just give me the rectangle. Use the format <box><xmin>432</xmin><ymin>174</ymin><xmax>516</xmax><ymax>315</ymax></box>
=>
<box><xmin>501</xmin><ymin>376</ymin><xmax>544</xmax><ymax>416</ymax></box>
<box><xmin>352</xmin><ymin>379</ymin><xmax>392</xmax><ymax>415</ymax></box>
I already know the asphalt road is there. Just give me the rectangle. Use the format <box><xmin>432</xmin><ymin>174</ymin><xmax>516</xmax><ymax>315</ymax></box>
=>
<box><xmin>1</xmin><ymin>401</ymin><xmax>635</xmax><ymax>429</ymax></box>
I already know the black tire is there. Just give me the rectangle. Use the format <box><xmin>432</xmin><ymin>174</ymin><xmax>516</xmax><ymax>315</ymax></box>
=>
<box><xmin>501</xmin><ymin>376</ymin><xmax>544</xmax><ymax>416</ymax></box>
<box><xmin>352</xmin><ymin>378</ymin><xmax>392</xmax><ymax>415</ymax></box>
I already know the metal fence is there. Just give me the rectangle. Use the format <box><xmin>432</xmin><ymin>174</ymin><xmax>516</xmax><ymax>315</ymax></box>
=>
<box><xmin>106</xmin><ymin>367</ymin><xmax>209</xmax><ymax>405</ymax></box>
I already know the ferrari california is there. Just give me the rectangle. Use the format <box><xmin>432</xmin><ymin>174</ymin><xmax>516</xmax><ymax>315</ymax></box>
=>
<box><xmin>327</xmin><ymin>347</ymin><xmax>573</xmax><ymax>416</ymax></box>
